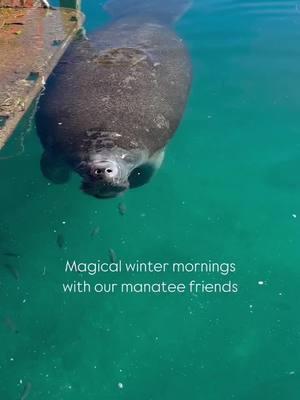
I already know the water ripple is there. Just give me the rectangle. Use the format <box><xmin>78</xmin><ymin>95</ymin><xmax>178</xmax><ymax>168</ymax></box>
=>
<box><xmin>198</xmin><ymin>0</ymin><xmax>300</xmax><ymax>17</ymax></box>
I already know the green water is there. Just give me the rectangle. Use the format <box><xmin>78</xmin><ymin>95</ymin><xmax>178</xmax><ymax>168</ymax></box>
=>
<box><xmin>1</xmin><ymin>0</ymin><xmax>300</xmax><ymax>398</ymax></box>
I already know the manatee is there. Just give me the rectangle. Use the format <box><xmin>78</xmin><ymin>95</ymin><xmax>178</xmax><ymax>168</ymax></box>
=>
<box><xmin>36</xmin><ymin>0</ymin><xmax>192</xmax><ymax>198</ymax></box>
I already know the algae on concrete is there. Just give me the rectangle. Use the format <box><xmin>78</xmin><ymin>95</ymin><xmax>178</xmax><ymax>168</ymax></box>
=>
<box><xmin>0</xmin><ymin>4</ymin><xmax>84</xmax><ymax>149</ymax></box>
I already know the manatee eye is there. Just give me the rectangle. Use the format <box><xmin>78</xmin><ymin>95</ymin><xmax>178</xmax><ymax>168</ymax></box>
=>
<box><xmin>123</xmin><ymin>154</ymin><xmax>137</xmax><ymax>163</ymax></box>
<box><xmin>106</xmin><ymin>168</ymin><xmax>113</xmax><ymax>174</ymax></box>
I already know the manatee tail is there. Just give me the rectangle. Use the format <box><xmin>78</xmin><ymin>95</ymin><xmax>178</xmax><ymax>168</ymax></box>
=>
<box><xmin>103</xmin><ymin>0</ymin><xmax>192</xmax><ymax>23</ymax></box>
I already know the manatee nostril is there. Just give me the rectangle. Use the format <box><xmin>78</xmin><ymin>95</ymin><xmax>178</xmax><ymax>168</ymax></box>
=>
<box><xmin>91</xmin><ymin>166</ymin><xmax>115</xmax><ymax>179</ymax></box>
<box><xmin>94</xmin><ymin>168</ymin><xmax>102</xmax><ymax>176</ymax></box>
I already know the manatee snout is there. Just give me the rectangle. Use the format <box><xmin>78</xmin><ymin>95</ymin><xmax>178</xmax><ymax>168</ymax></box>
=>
<box><xmin>79</xmin><ymin>158</ymin><xmax>130</xmax><ymax>199</ymax></box>
<box><xmin>89</xmin><ymin>160</ymin><xmax>120</xmax><ymax>182</ymax></box>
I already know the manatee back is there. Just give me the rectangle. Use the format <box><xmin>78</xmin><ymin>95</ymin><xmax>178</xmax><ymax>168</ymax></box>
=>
<box><xmin>36</xmin><ymin>17</ymin><xmax>192</xmax><ymax>161</ymax></box>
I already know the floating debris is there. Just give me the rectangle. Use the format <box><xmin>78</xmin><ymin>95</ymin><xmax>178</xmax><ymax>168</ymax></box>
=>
<box><xmin>118</xmin><ymin>202</ymin><xmax>127</xmax><ymax>216</ymax></box>
<box><xmin>109</xmin><ymin>248</ymin><xmax>117</xmax><ymax>263</ymax></box>
<box><xmin>20</xmin><ymin>382</ymin><xmax>32</xmax><ymax>400</ymax></box>
<box><xmin>4</xmin><ymin>263</ymin><xmax>20</xmax><ymax>280</ymax></box>
<box><xmin>117</xmin><ymin>382</ymin><xmax>124</xmax><ymax>389</ymax></box>
<box><xmin>90</xmin><ymin>226</ymin><xmax>100</xmax><ymax>237</ymax></box>
<box><xmin>56</xmin><ymin>234</ymin><xmax>65</xmax><ymax>249</ymax></box>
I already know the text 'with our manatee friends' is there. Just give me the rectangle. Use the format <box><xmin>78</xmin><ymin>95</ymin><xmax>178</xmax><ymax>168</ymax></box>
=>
<box><xmin>62</xmin><ymin>260</ymin><xmax>240</xmax><ymax>294</ymax></box>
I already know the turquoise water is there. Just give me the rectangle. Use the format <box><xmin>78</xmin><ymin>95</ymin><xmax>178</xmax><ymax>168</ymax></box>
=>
<box><xmin>1</xmin><ymin>0</ymin><xmax>300</xmax><ymax>398</ymax></box>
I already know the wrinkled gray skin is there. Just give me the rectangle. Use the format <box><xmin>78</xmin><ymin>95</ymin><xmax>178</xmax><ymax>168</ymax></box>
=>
<box><xmin>36</xmin><ymin>14</ymin><xmax>192</xmax><ymax>198</ymax></box>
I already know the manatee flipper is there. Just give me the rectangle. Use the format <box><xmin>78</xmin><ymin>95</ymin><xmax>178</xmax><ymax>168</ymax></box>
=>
<box><xmin>129</xmin><ymin>149</ymin><xmax>165</xmax><ymax>188</ymax></box>
<box><xmin>103</xmin><ymin>0</ymin><xmax>192</xmax><ymax>22</ymax></box>
<box><xmin>40</xmin><ymin>152</ymin><xmax>71</xmax><ymax>184</ymax></box>
<box><xmin>129</xmin><ymin>164</ymin><xmax>155</xmax><ymax>188</ymax></box>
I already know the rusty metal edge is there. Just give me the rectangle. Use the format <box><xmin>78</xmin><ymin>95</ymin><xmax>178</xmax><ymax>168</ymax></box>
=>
<box><xmin>0</xmin><ymin>8</ymin><xmax>85</xmax><ymax>150</ymax></box>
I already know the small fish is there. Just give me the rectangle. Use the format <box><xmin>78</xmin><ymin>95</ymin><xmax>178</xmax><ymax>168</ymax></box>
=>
<box><xmin>56</xmin><ymin>234</ymin><xmax>65</xmax><ymax>249</ymax></box>
<box><xmin>109</xmin><ymin>248</ymin><xmax>117</xmax><ymax>263</ymax></box>
<box><xmin>3</xmin><ymin>252</ymin><xmax>20</xmax><ymax>258</ymax></box>
<box><xmin>274</xmin><ymin>302</ymin><xmax>292</xmax><ymax>312</ymax></box>
<box><xmin>4</xmin><ymin>263</ymin><xmax>20</xmax><ymax>280</ymax></box>
<box><xmin>20</xmin><ymin>382</ymin><xmax>32</xmax><ymax>400</ymax></box>
<box><xmin>118</xmin><ymin>202</ymin><xmax>127</xmax><ymax>216</ymax></box>
<box><xmin>91</xmin><ymin>226</ymin><xmax>100</xmax><ymax>237</ymax></box>
<box><xmin>4</xmin><ymin>317</ymin><xmax>19</xmax><ymax>334</ymax></box>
